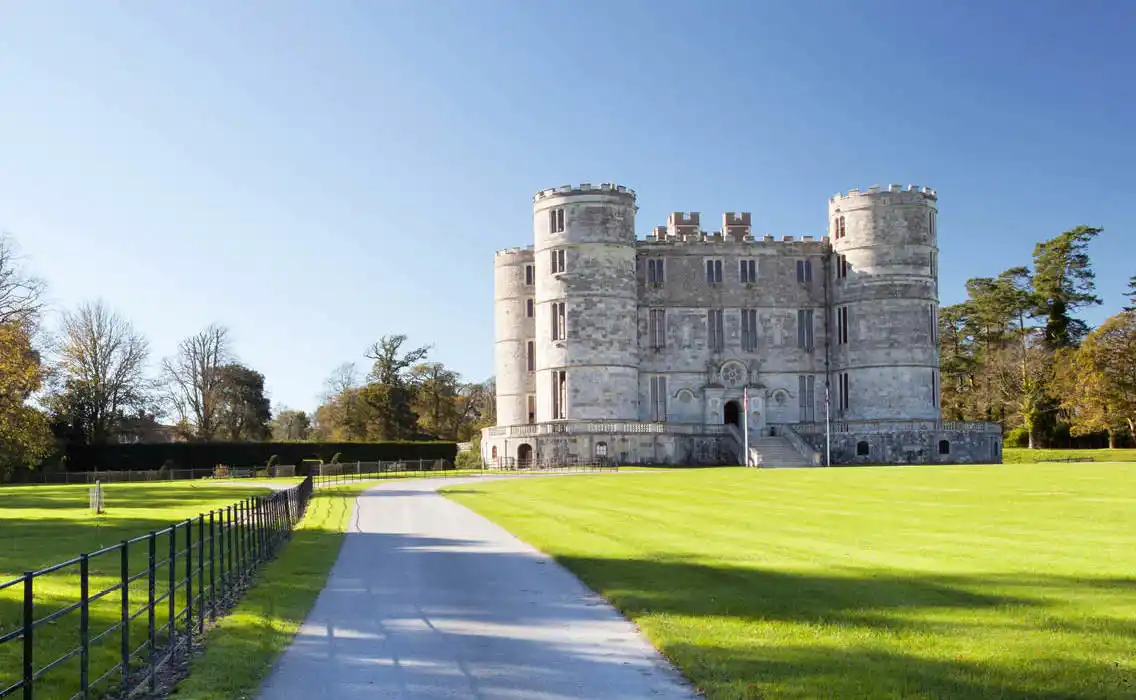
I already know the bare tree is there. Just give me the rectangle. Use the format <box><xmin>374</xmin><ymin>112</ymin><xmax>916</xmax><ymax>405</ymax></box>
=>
<box><xmin>323</xmin><ymin>361</ymin><xmax>360</xmax><ymax>400</ymax></box>
<box><xmin>161</xmin><ymin>324</ymin><xmax>232</xmax><ymax>439</ymax></box>
<box><xmin>0</xmin><ymin>233</ymin><xmax>47</xmax><ymax>330</ymax></box>
<box><xmin>51</xmin><ymin>300</ymin><xmax>152</xmax><ymax>443</ymax></box>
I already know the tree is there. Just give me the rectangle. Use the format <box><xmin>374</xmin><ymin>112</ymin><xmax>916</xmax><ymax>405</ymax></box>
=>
<box><xmin>357</xmin><ymin>335</ymin><xmax>431</xmax><ymax>440</ymax></box>
<box><xmin>1031</xmin><ymin>226</ymin><xmax>1102</xmax><ymax>350</ymax></box>
<box><xmin>1123</xmin><ymin>275</ymin><xmax>1136</xmax><ymax>313</ymax></box>
<box><xmin>365</xmin><ymin>335</ymin><xmax>430</xmax><ymax>385</ymax></box>
<box><xmin>270</xmin><ymin>407</ymin><xmax>311</xmax><ymax>441</ymax></box>
<box><xmin>0</xmin><ymin>233</ymin><xmax>47</xmax><ymax>331</ymax></box>
<box><xmin>215</xmin><ymin>363</ymin><xmax>271</xmax><ymax>441</ymax></box>
<box><xmin>0</xmin><ymin>322</ymin><xmax>53</xmax><ymax>478</ymax></box>
<box><xmin>47</xmin><ymin>300</ymin><xmax>152</xmax><ymax>444</ymax></box>
<box><xmin>410</xmin><ymin>362</ymin><xmax>461</xmax><ymax>438</ymax></box>
<box><xmin>161</xmin><ymin>324</ymin><xmax>232</xmax><ymax>439</ymax></box>
<box><xmin>1062</xmin><ymin>311</ymin><xmax>1136</xmax><ymax>445</ymax></box>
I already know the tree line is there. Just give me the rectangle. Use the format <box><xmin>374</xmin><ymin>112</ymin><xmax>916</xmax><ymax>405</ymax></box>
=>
<box><xmin>0</xmin><ymin>232</ymin><xmax>493</xmax><ymax>480</ymax></box>
<box><xmin>939</xmin><ymin>225</ymin><xmax>1135</xmax><ymax>448</ymax></box>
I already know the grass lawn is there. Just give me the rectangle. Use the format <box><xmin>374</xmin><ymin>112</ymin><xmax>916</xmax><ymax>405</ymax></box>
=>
<box><xmin>1004</xmin><ymin>447</ymin><xmax>1136</xmax><ymax>463</ymax></box>
<box><xmin>444</xmin><ymin>463</ymin><xmax>1136</xmax><ymax>699</ymax></box>
<box><xmin>0</xmin><ymin>481</ymin><xmax>270</xmax><ymax>699</ymax></box>
<box><xmin>169</xmin><ymin>481</ymin><xmax>375</xmax><ymax>699</ymax></box>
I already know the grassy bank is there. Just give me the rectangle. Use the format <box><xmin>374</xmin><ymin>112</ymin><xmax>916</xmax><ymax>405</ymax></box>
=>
<box><xmin>169</xmin><ymin>481</ymin><xmax>375</xmax><ymax>699</ymax></box>
<box><xmin>1004</xmin><ymin>447</ymin><xmax>1136</xmax><ymax>463</ymax></box>
<box><xmin>445</xmin><ymin>464</ymin><xmax>1136</xmax><ymax>699</ymax></box>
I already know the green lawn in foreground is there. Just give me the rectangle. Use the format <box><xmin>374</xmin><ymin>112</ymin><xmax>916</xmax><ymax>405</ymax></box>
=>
<box><xmin>0</xmin><ymin>481</ymin><xmax>269</xmax><ymax>698</ymax></box>
<box><xmin>444</xmin><ymin>464</ymin><xmax>1136</xmax><ymax>699</ymax></box>
<box><xmin>170</xmin><ymin>482</ymin><xmax>374</xmax><ymax>699</ymax></box>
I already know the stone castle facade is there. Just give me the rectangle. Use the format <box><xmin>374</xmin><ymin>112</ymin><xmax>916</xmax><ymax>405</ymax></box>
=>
<box><xmin>482</xmin><ymin>183</ymin><xmax>1002</xmax><ymax>467</ymax></box>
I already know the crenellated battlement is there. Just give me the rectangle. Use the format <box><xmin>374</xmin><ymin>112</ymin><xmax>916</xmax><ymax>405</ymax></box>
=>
<box><xmin>494</xmin><ymin>245</ymin><xmax>534</xmax><ymax>259</ymax></box>
<box><xmin>533</xmin><ymin>183</ymin><xmax>636</xmax><ymax>202</ymax></box>
<box><xmin>831</xmin><ymin>184</ymin><xmax>937</xmax><ymax>202</ymax></box>
<box><xmin>641</xmin><ymin>231</ymin><xmax>827</xmax><ymax>245</ymax></box>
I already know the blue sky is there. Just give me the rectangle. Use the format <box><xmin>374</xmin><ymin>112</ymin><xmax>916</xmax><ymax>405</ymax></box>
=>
<box><xmin>2</xmin><ymin>1</ymin><xmax>1133</xmax><ymax>413</ymax></box>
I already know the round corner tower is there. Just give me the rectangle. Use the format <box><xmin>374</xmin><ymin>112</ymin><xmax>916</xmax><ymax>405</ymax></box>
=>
<box><xmin>493</xmin><ymin>246</ymin><xmax>536</xmax><ymax>426</ymax></box>
<box><xmin>828</xmin><ymin>184</ymin><xmax>941</xmax><ymax>421</ymax></box>
<box><xmin>533</xmin><ymin>184</ymin><xmax>639</xmax><ymax>421</ymax></box>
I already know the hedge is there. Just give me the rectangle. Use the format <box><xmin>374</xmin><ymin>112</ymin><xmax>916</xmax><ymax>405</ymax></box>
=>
<box><xmin>63</xmin><ymin>441</ymin><xmax>458</xmax><ymax>473</ymax></box>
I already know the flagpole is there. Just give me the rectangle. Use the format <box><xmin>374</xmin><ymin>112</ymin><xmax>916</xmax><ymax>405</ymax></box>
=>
<box><xmin>824</xmin><ymin>384</ymin><xmax>831</xmax><ymax>467</ymax></box>
<box><xmin>743</xmin><ymin>386</ymin><xmax>750</xmax><ymax>467</ymax></box>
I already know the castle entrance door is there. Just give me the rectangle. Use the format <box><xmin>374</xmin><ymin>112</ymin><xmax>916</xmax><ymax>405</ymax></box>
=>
<box><xmin>723</xmin><ymin>400</ymin><xmax>741</xmax><ymax>427</ymax></box>
<box><xmin>516</xmin><ymin>443</ymin><xmax>533</xmax><ymax>468</ymax></box>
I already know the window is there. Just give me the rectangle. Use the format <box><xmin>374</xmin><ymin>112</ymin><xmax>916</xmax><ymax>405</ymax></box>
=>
<box><xmin>595</xmin><ymin>441</ymin><xmax>608</xmax><ymax>459</ymax></box>
<box><xmin>838</xmin><ymin>372</ymin><xmax>850</xmax><ymax>411</ymax></box>
<box><xmin>798</xmin><ymin>375</ymin><xmax>816</xmax><ymax>422</ymax></box>
<box><xmin>526</xmin><ymin>340</ymin><xmax>535</xmax><ymax>372</ymax></box>
<box><xmin>797</xmin><ymin>309</ymin><xmax>814</xmax><ymax>350</ymax></box>
<box><xmin>938</xmin><ymin>439</ymin><xmax>951</xmax><ymax>455</ymax></box>
<box><xmin>551</xmin><ymin>370</ymin><xmax>566</xmax><ymax>419</ymax></box>
<box><xmin>549</xmin><ymin>207</ymin><xmax>565</xmax><ymax>233</ymax></box>
<box><xmin>834</xmin><ymin>215</ymin><xmax>846</xmax><ymax>239</ymax></box>
<box><xmin>835</xmin><ymin>306</ymin><xmax>849</xmax><ymax>345</ymax></box>
<box><xmin>796</xmin><ymin>259</ymin><xmax>813</xmax><ymax>283</ymax></box>
<box><xmin>707</xmin><ymin>309</ymin><xmax>725</xmax><ymax>352</ymax></box>
<box><xmin>929</xmin><ymin>251</ymin><xmax>937</xmax><ymax>279</ymax></box>
<box><xmin>929</xmin><ymin>304</ymin><xmax>938</xmax><ymax>344</ymax></box>
<box><xmin>524</xmin><ymin>264</ymin><xmax>534</xmax><ymax>286</ymax></box>
<box><xmin>649</xmin><ymin>375</ymin><xmax>667</xmax><ymax>421</ymax></box>
<box><xmin>932</xmin><ymin>370</ymin><xmax>938</xmax><ymax>406</ymax></box>
<box><xmin>705</xmin><ymin>259</ymin><xmax>723</xmax><ymax>286</ymax></box>
<box><xmin>857</xmin><ymin>441</ymin><xmax>870</xmax><ymax>456</ymax></box>
<box><xmin>526</xmin><ymin>298</ymin><xmax>534</xmax><ymax>318</ymax></box>
<box><xmin>550</xmin><ymin>248</ymin><xmax>566</xmax><ymax>274</ymax></box>
<box><xmin>929</xmin><ymin>211</ymin><xmax>936</xmax><ymax>238</ymax></box>
<box><xmin>741</xmin><ymin>309</ymin><xmax>758</xmax><ymax>352</ymax></box>
<box><xmin>649</xmin><ymin>309</ymin><xmax>666</xmax><ymax>349</ymax></box>
<box><xmin>836</xmin><ymin>254</ymin><xmax>849</xmax><ymax>280</ymax></box>
<box><xmin>551</xmin><ymin>302</ymin><xmax>566</xmax><ymax>341</ymax></box>
<box><xmin>491</xmin><ymin>446</ymin><xmax>498</xmax><ymax>459</ymax></box>
<box><xmin>739</xmin><ymin>259</ymin><xmax>757</xmax><ymax>284</ymax></box>
<box><xmin>647</xmin><ymin>258</ymin><xmax>666</xmax><ymax>287</ymax></box>
<box><xmin>527</xmin><ymin>395</ymin><xmax>536</xmax><ymax>424</ymax></box>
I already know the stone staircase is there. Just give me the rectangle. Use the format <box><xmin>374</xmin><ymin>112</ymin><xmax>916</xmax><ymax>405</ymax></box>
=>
<box><xmin>749</xmin><ymin>435</ymin><xmax>815</xmax><ymax>468</ymax></box>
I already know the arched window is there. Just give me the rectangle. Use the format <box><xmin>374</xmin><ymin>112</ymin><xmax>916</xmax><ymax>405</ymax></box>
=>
<box><xmin>856</xmin><ymin>441</ymin><xmax>870</xmax><ymax>456</ymax></box>
<box><xmin>491</xmin><ymin>446</ymin><xmax>498</xmax><ymax>459</ymax></box>
<box><xmin>834</xmin><ymin>215</ymin><xmax>846</xmax><ymax>239</ymax></box>
<box><xmin>938</xmin><ymin>440</ymin><xmax>951</xmax><ymax>455</ymax></box>
<box><xmin>595</xmin><ymin>442</ymin><xmax>608</xmax><ymax>458</ymax></box>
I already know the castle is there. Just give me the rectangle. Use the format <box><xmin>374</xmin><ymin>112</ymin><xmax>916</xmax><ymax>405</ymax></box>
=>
<box><xmin>482</xmin><ymin>183</ymin><xmax>1002</xmax><ymax>467</ymax></box>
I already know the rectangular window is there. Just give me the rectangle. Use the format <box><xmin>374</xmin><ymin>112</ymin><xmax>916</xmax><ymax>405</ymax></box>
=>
<box><xmin>834</xmin><ymin>216</ymin><xmax>846</xmax><ymax>239</ymax></box>
<box><xmin>550</xmin><ymin>248</ymin><xmax>566</xmax><ymax>274</ymax></box>
<box><xmin>551</xmin><ymin>302</ymin><xmax>566</xmax><ymax>340</ymax></box>
<box><xmin>930</xmin><ymin>304</ymin><xmax>938</xmax><ymax>344</ymax></box>
<box><xmin>526</xmin><ymin>340</ymin><xmax>535</xmax><ymax>372</ymax></box>
<box><xmin>647</xmin><ymin>258</ymin><xmax>666</xmax><ymax>287</ymax></box>
<box><xmin>929</xmin><ymin>211</ymin><xmax>936</xmax><ymax>238</ymax></box>
<box><xmin>549</xmin><ymin>207</ymin><xmax>565</xmax><ymax>233</ymax></box>
<box><xmin>929</xmin><ymin>251</ymin><xmax>937</xmax><ymax>279</ymax></box>
<box><xmin>740</xmin><ymin>309</ymin><xmax>758</xmax><ymax>352</ymax></box>
<box><xmin>526</xmin><ymin>298</ymin><xmax>534</xmax><ymax>318</ymax></box>
<box><xmin>705</xmin><ymin>259</ymin><xmax>723</xmax><ymax>286</ymax></box>
<box><xmin>836</xmin><ymin>306</ymin><xmax>849</xmax><ymax>345</ymax></box>
<box><xmin>551</xmin><ymin>370</ymin><xmax>567</xmax><ymax>419</ymax></box>
<box><xmin>707</xmin><ymin>309</ymin><xmax>725</xmax><ymax>351</ymax></box>
<box><xmin>931</xmin><ymin>370</ymin><xmax>938</xmax><ymax>406</ymax></box>
<box><xmin>796</xmin><ymin>259</ymin><xmax>813</xmax><ymax>283</ymax></box>
<box><xmin>649</xmin><ymin>375</ymin><xmax>667</xmax><ymax>421</ymax></box>
<box><xmin>836</xmin><ymin>254</ymin><xmax>849</xmax><ymax>280</ymax></box>
<box><xmin>649</xmin><ymin>309</ymin><xmax>666</xmax><ymax>349</ymax></box>
<box><xmin>798</xmin><ymin>375</ymin><xmax>816</xmax><ymax>422</ymax></box>
<box><xmin>524</xmin><ymin>264</ymin><xmax>534</xmax><ymax>286</ymax></box>
<box><xmin>527</xmin><ymin>395</ymin><xmax>536</xmax><ymax>424</ymax></box>
<box><xmin>797</xmin><ymin>309</ymin><xmax>814</xmax><ymax>350</ymax></box>
<box><xmin>739</xmin><ymin>259</ymin><xmax>757</xmax><ymax>284</ymax></box>
<box><xmin>839</xmin><ymin>372</ymin><xmax>850</xmax><ymax>411</ymax></box>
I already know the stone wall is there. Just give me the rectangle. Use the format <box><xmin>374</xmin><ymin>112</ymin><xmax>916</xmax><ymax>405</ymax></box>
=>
<box><xmin>799</xmin><ymin>429</ymin><xmax>1002</xmax><ymax>465</ymax></box>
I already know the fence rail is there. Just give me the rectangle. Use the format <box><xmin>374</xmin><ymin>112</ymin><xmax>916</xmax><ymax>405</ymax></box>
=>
<box><xmin>312</xmin><ymin>459</ymin><xmax>616</xmax><ymax>487</ymax></box>
<box><xmin>0</xmin><ymin>476</ymin><xmax>314</xmax><ymax>699</ymax></box>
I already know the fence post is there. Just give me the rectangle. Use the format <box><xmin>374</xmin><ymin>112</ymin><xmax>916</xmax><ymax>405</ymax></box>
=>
<box><xmin>80</xmin><ymin>554</ymin><xmax>90</xmax><ymax>698</ymax></box>
<box><xmin>23</xmin><ymin>573</ymin><xmax>33</xmax><ymax>700</ymax></box>
<box><xmin>120</xmin><ymin>541</ymin><xmax>130</xmax><ymax>691</ymax></box>
<box><xmin>184</xmin><ymin>519</ymin><xmax>193</xmax><ymax>642</ymax></box>
<box><xmin>197</xmin><ymin>514</ymin><xmax>205</xmax><ymax>634</ymax></box>
<box><xmin>209</xmin><ymin>511</ymin><xmax>216</xmax><ymax>620</ymax></box>
<box><xmin>227</xmin><ymin>505</ymin><xmax>234</xmax><ymax>589</ymax></box>
<box><xmin>147</xmin><ymin>532</ymin><xmax>157</xmax><ymax>693</ymax></box>
<box><xmin>167</xmin><ymin>526</ymin><xmax>176</xmax><ymax>651</ymax></box>
<box><xmin>237</xmin><ymin>501</ymin><xmax>245</xmax><ymax>582</ymax></box>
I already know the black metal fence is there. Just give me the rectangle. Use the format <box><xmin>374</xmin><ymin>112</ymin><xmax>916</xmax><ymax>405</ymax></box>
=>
<box><xmin>312</xmin><ymin>459</ymin><xmax>617</xmax><ymax>487</ymax></box>
<box><xmin>0</xmin><ymin>476</ymin><xmax>314</xmax><ymax>699</ymax></box>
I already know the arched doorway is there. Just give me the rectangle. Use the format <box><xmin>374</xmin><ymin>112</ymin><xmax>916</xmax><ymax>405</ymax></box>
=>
<box><xmin>517</xmin><ymin>443</ymin><xmax>533</xmax><ymax>467</ymax></box>
<box><xmin>724</xmin><ymin>400</ymin><xmax>740</xmax><ymax>427</ymax></box>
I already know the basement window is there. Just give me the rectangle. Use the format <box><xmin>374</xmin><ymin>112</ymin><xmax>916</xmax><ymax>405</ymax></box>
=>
<box><xmin>857</xmin><ymin>441</ymin><xmax>870</xmax><ymax>456</ymax></box>
<box><xmin>939</xmin><ymin>440</ymin><xmax>951</xmax><ymax>455</ymax></box>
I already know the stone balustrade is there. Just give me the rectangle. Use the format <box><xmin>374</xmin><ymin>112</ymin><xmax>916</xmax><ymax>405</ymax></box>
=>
<box><xmin>485</xmin><ymin>421</ymin><xmax>729</xmax><ymax>439</ymax></box>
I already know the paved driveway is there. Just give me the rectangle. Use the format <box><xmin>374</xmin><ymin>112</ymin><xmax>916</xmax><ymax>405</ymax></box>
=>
<box><xmin>257</xmin><ymin>476</ymin><xmax>697</xmax><ymax>699</ymax></box>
